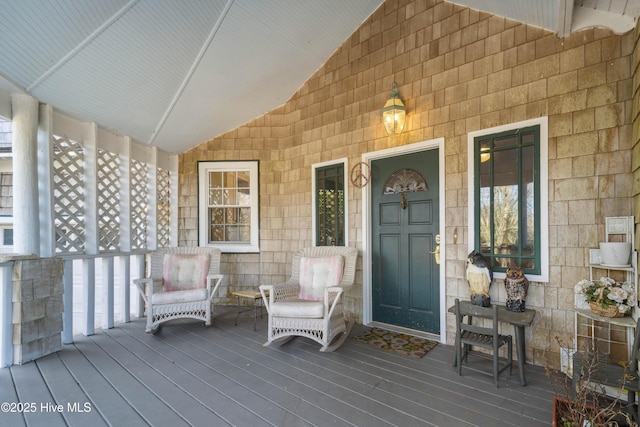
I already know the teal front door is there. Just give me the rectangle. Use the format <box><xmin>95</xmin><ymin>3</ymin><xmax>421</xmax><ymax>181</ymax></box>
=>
<box><xmin>371</xmin><ymin>149</ymin><xmax>440</xmax><ymax>333</ymax></box>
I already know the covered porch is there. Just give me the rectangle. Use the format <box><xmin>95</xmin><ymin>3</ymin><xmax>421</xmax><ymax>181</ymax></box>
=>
<box><xmin>1</xmin><ymin>307</ymin><xmax>555</xmax><ymax>427</ymax></box>
<box><xmin>1</xmin><ymin>1</ymin><xmax>640</xmax><ymax>425</ymax></box>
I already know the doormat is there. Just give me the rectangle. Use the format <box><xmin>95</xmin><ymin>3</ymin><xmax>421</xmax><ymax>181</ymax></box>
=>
<box><xmin>351</xmin><ymin>327</ymin><xmax>437</xmax><ymax>359</ymax></box>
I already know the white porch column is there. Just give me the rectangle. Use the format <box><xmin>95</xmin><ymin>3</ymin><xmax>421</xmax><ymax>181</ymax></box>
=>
<box><xmin>38</xmin><ymin>104</ymin><xmax>55</xmax><ymax>257</ymax></box>
<box><xmin>169</xmin><ymin>155</ymin><xmax>179</xmax><ymax>246</ymax></box>
<box><xmin>11</xmin><ymin>94</ymin><xmax>40</xmax><ymax>255</ymax></box>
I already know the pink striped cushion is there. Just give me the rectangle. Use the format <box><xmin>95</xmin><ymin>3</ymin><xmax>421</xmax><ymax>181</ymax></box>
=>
<box><xmin>298</xmin><ymin>255</ymin><xmax>344</xmax><ymax>301</ymax></box>
<box><xmin>162</xmin><ymin>253</ymin><xmax>210</xmax><ymax>292</ymax></box>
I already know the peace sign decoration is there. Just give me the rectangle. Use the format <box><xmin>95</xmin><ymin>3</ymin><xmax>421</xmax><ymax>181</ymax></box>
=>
<box><xmin>350</xmin><ymin>162</ymin><xmax>371</xmax><ymax>188</ymax></box>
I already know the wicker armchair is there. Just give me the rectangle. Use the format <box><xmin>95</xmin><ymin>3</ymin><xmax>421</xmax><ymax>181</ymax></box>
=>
<box><xmin>134</xmin><ymin>246</ymin><xmax>223</xmax><ymax>333</ymax></box>
<box><xmin>259</xmin><ymin>246</ymin><xmax>358</xmax><ymax>352</ymax></box>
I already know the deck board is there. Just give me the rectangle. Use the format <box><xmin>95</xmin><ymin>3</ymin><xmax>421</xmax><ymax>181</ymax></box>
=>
<box><xmin>9</xmin><ymin>362</ymin><xmax>66</xmax><ymax>427</ymax></box>
<box><xmin>0</xmin><ymin>307</ymin><xmax>556</xmax><ymax>426</ymax></box>
<box><xmin>199</xmin><ymin>325</ymin><xmax>465</xmax><ymax>426</ymax></box>
<box><xmin>278</xmin><ymin>339</ymin><xmax>496</xmax><ymax>426</ymax></box>
<box><xmin>217</xmin><ymin>317</ymin><xmax>553</xmax><ymax>426</ymax></box>
<box><xmin>106</xmin><ymin>326</ymin><xmax>282</xmax><ymax>426</ymax></box>
<box><xmin>93</xmin><ymin>328</ymin><xmax>231</xmax><ymax>426</ymax></box>
<box><xmin>35</xmin><ymin>354</ymin><xmax>108</xmax><ymax>427</ymax></box>
<box><xmin>0</xmin><ymin>366</ymin><xmax>26</xmax><ymax>427</ymax></box>
<box><xmin>77</xmin><ymin>334</ymin><xmax>192</xmax><ymax>427</ymax></box>
<box><xmin>147</xmin><ymin>328</ymin><xmax>353</xmax><ymax>427</ymax></box>
<box><xmin>336</xmin><ymin>340</ymin><xmax>550</xmax><ymax>426</ymax></box>
<box><xmin>163</xmin><ymin>324</ymin><xmax>393</xmax><ymax>426</ymax></box>
<box><xmin>243</xmin><ymin>325</ymin><xmax>547</xmax><ymax>427</ymax></box>
<box><xmin>56</xmin><ymin>340</ymin><xmax>151</xmax><ymax>426</ymax></box>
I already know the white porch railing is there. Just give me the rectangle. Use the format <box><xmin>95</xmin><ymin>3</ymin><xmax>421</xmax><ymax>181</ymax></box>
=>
<box><xmin>62</xmin><ymin>252</ymin><xmax>147</xmax><ymax>344</ymax></box>
<box><xmin>0</xmin><ymin>252</ymin><xmax>148</xmax><ymax>367</ymax></box>
<box><xmin>0</xmin><ymin>108</ymin><xmax>179</xmax><ymax>367</ymax></box>
<box><xmin>0</xmin><ymin>261</ymin><xmax>13</xmax><ymax>368</ymax></box>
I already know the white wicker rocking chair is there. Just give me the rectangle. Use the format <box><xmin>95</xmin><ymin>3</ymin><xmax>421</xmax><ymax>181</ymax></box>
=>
<box><xmin>134</xmin><ymin>246</ymin><xmax>223</xmax><ymax>333</ymax></box>
<box><xmin>259</xmin><ymin>246</ymin><xmax>358</xmax><ymax>352</ymax></box>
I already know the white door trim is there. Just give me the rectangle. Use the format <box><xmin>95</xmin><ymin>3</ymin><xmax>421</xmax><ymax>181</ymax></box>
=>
<box><xmin>361</xmin><ymin>137</ymin><xmax>446</xmax><ymax>343</ymax></box>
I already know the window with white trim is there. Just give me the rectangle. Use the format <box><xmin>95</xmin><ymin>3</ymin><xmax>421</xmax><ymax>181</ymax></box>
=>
<box><xmin>0</xmin><ymin>226</ymin><xmax>12</xmax><ymax>247</ymax></box>
<box><xmin>198</xmin><ymin>161</ymin><xmax>259</xmax><ymax>253</ymax></box>
<box><xmin>468</xmin><ymin>118</ymin><xmax>549</xmax><ymax>282</ymax></box>
<box><xmin>312</xmin><ymin>159</ymin><xmax>348</xmax><ymax>246</ymax></box>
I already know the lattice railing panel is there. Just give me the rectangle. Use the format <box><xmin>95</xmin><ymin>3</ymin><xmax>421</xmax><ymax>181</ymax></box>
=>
<box><xmin>130</xmin><ymin>159</ymin><xmax>148</xmax><ymax>250</ymax></box>
<box><xmin>98</xmin><ymin>149</ymin><xmax>121</xmax><ymax>251</ymax></box>
<box><xmin>53</xmin><ymin>135</ymin><xmax>85</xmax><ymax>253</ymax></box>
<box><xmin>157</xmin><ymin>167</ymin><xmax>171</xmax><ymax>248</ymax></box>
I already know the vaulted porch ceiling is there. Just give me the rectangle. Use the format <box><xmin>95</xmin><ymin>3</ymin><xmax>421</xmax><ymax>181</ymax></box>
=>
<box><xmin>0</xmin><ymin>0</ymin><xmax>637</xmax><ymax>155</ymax></box>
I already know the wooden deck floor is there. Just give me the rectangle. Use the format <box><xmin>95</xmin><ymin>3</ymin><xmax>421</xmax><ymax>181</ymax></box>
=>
<box><xmin>0</xmin><ymin>306</ymin><xmax>556</xmax><ymax>426</ymax></box>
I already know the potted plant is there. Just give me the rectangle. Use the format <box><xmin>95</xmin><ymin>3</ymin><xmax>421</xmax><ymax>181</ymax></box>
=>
<box><xmin>552</xmin><ymin>395</ymin><xmax>599</xmax><ymax>427</ymax></box>
<box><xmin>549</xmin><ymin>339</ymin><xmax>637</xmax><ymax>426</ymax></box>
<box><xmin>574</xmin><ymin>277</ymin><xmax>636</xmax><ymax>318</ymax></box>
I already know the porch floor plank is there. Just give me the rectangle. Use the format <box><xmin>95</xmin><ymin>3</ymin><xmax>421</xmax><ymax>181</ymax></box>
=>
<box><xmin>279</xmin><ymin>337</ymin><xmax>506</xmax><ymax>426</ymax></box>
<box><xmin>75</xmin><ymin>333</ymin><xmax>192</xmax><ymax>427</ymax></box>
<box><xmin>337</xmin><ymin>339</ymin><xmax>549</xmax><ymax>426</ymax></box>
<box><xmin>8</xmin><ymin>361</ymin><xmax>66</xmax><ymax>427</ymax></box>
<box><xmin>1</xmin><ymin>307</ymin><xmax>556</xmax><ymax>426</ymax></box>
<box><xmin>144</xmin><ymin>328</ymin><xmax>355</xmax><ymax>427</ymax></box>
<box><xmin>215</xmin><ymin>314</ymin><xmax>552</xmax><ymax>426</ymax></box>
<box><xmin>35</xmin><ymin>353</ymin><xmax>109</xmax><ymax>427</ymax></box>
<box><xmin>103</xmin><ymin>325</ymin><xmax>278</xmax><ymax>426</ymax></box>
<box><xmin>230</xmin><ymin>322</ymin><xmax>547</xmax><ymax>427</ymax></box>
<box><xmin>165</xmin><ymin>323</ymin><xmax>406</xmax><ymax>426</ymax></box>
<box><xmin>192</xmin><ymin>323</ymin><xmax>469</xmax><ymax>426</ymax></box>
<box><xmin>0</xmin><ymin>365</ymin><xmax>26</xmax><ymax>426</ymax></box>
<box><xmin>56</xmin><ymin>340</ymin><xmax>150</xmax><ymax>426</ymax></box>
<box><xmin>91</xmin><ymin>328</ymin><xmax>232</xmax><ymax>426</ymax></box>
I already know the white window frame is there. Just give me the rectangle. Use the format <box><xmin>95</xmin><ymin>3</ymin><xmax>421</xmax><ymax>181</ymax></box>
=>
<box><xmin>467</xmin><ymin>117</ymin><xmax>549</xmax><ymax>283</ymax></box>
<box><xmin>198</xmin><ymin>160</ymin><xmax>259</xmax><ymax>253</ymax></box>
<box><xmin>0</xmin><ymin>223</ymin><xmax>12</xmax><ymax>252</ymax></box>
<box><xmin>311</xmin><ymin>158</ymin><xmax>348</xmax><ymax>246</ymax></box>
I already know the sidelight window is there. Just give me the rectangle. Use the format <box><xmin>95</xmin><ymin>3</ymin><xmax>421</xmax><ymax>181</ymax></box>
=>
<box><xmin>313</xmin><ymin>160</ymin><xmax>347</xmax><ymax>246</ymax></box>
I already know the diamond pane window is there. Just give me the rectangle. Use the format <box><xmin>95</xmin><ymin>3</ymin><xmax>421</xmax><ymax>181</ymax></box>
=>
<box><xmin>315</xmin><ymin>164</ymin><xmax>345</xmax><ymax>246</ymax></box>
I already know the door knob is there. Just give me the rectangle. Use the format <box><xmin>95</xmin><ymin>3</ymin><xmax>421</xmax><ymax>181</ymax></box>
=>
<box><xmin>430</xmin><ymin>234</ymin><xmax>441</xmax><ymax>264</ymax></box>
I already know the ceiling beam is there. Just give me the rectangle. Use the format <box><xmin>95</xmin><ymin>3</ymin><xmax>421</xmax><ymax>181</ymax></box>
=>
<box><xmin>558</xmin><ymin>0</ymin><xmax>575</xmax><ymax>37</ymax></box>
<box><xmin>27</xmin><ymin>0</ymin><xmax>140</xmax><ymax>93</ymax></box>
<box><xmin>149</xmin><ymin>0</ymin><xmax>235</xmax><ymax>145</ymax></box>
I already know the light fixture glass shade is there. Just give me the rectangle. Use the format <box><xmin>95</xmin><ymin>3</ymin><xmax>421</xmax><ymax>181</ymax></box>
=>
<box><xmin>381</xmin><ymin>83</ymin><xmax>406</xmax><ymax>135</ymax></box>
<box><xmin>480</xmin><ymin>142</ymin><xmax>490</xmax><ymax>162</ymax></box>
<box><xmin>480</xmin><ymin>147</ymin><xmax>491</xmax><ymax>163</ymax></box>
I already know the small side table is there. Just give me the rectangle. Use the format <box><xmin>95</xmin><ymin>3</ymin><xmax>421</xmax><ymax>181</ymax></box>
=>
<box><xmin>231</xmin><ymin>288</ymin><xmax>268</xmax><ymax>331</ymax></box>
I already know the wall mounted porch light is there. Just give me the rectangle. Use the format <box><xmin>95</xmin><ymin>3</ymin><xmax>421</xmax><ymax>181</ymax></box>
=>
<box><xmin>381</xmin><ymin>82</ymin><xmax>406</xmax><ymax>136</ymax></box>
